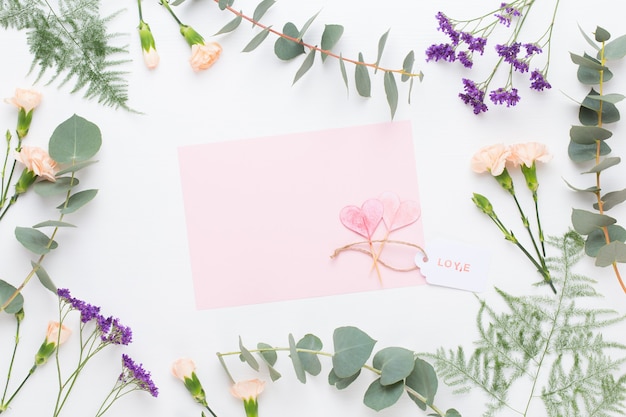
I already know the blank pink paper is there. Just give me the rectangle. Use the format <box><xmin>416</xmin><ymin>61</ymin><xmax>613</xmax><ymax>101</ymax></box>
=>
<box><xmin>178</xmin><ymin>121</ymin><xmax>425</xmax><ymax>309</ymax></box>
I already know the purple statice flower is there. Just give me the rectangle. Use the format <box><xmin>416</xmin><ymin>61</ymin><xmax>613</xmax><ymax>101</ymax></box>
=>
<box><xmin>459</xmin><ymin>78</ymin><xmax>488</xmax><ymax>114</ymax></box>
<box><xmin>58</xmin><ymin>288</ymin><xmax>101</xmax><ymax>323</ymax></box>
<box><xmin>523</xmin><ymin>43</ymin><xmax>542</xmax><ymax>57</ymax></box>
<box><xmin>490</xmin><ymin>87</ymin><xmax>521</xmax><ymax>107</ymax></box>
<box><xmin>461</xmin><ymin>33</ymin><xmax>487</xmax><ymax>54</ymax></box>
<box><xmin>435</xmin><ymin>12</ymin><xmax>460</xmax><ymax>45</ymax></box>
<box><xmin>495</xmin><ymin>2</ymin><xmax>522</xmax><ymax>25</ymax></box>
<box><xmin>101</xmin><ymin>317</ymin><xmax>133</xmax><ymax>345</ymax></box>
<box><xmin>495</xmin><ymin>42</ymin><xmax>529</xmax><ymax>72</ymax></box>
<box><xmin>425</xmin><ymin>43</ymin><xmax>456</xmax><ymax>63</ymax></box>
<box><xmin>530</xmin><ymin>69</ymin><xmax>552</xmax><ymax>91</ymax></box>
<box><xmin>458</xmin><ymin>51</ymin><xmax>473</xmax><ymax>68</ymax></box>
<box><xmin>120</xmin><ymin>354</ymin><xmax>159</xmax><ymax>397</ymax></box>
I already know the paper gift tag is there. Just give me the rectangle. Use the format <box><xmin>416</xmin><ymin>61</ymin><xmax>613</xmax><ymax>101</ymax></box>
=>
<box><xmin>414</xmin><ymin>239</ymin><xmax>490</xmax><ymax>292</ymax></box>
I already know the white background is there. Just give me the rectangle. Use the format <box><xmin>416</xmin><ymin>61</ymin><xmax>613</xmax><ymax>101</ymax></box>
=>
<box><xmin>1</xmin><ymin>1</ymin><xmax>625</xmax><ymax>416</ymax></box>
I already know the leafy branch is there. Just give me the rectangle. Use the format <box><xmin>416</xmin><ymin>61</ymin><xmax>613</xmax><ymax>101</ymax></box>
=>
<box><xmin>0</xmin><ymin>114</ymin><xmax>102</xmax><ymax>314</ymax></box>
<box><xmin>566</xmin><ymin>26</ymin><xmax>626</xmax><ymax>292</ymax></box>
<box><xmin>427</xmin><ymin>231</ymin><xmax>626</xmax><ymax>417</ymax></box>
<box><xmin>0</xmin><ymin>0</ymin><xmax>131</xmax><ymax>110</ymax></box>
<box><xmin>171</xmin><ymin>0</ymin><xmax>422</xmax><ymax>118</ymax></box>
<box><xmin>217</xmin><ymin>326</ymin><xmax>460</xmax><ymax>416</ymax></box>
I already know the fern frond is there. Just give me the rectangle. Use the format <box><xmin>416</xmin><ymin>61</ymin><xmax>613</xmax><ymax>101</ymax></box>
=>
<box><xmin>429</xmin><ymin>231</ymin><xmax>626</xmax><ymax>417</ymax></box>
<box><xmin>3</xmin><ymin>0</ymin><xmax>131</xmax><ymax>110</ymax></box>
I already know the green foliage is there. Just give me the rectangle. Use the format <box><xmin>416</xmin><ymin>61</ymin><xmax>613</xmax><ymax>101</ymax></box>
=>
<box><xmin>2</xmin><ymin>114</ymin><xmax>101</xmax><ymax>313</ymax></box>
<box><xmin>567</xmin><ymin>26</ymin><xmax>626</xmax><ymax>278</ymax></box>
<box><xmin>0</xmin><ymin>0</ymin><xmax>131</xmax><ymax>110</ymax></box>
<box><xmin>428</xmin><ymin>231</ymin><xmax>626</xmax><ymax>417</ymax></box>
<box><xmin>178</xmin><ymin>0</ymin><xmax>421</xmax><ymax>119</ymax></box>
<box><xmin>218</xmin><ymin>326</ymin><xmax>458</xmax><ymax>416</ymax></box>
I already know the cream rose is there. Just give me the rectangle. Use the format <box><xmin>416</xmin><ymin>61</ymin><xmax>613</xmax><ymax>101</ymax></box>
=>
<box><xmin>171</xmin><ymin>357</ymin><xmax>197</xmax><ymax>380</ymax></box>
<box><xmin>507</xmin><ymin>142</ymin><xmax>552</xmax><ymax>167</ymax></box>
<box><xmin>470</xmin><ymin>143</ymin><xmax>511</xmax><ymax>176</ymax></box>
<box><xmin>45</xmin><ymin>321</ymin><xmax>72</xmax><ymax>345</ymax></box>
<box><xmin>189</xmin><ymin>42</ymin><xmax>222</xmax><ymax>72</ymax></box>
<box><xmin>14</xmin><ymin>146</ymin><xmax>57</xmax><ymax>182</ymax></box>
<box><xmin>5</xmin><ymin>88</ymin><xmax>42</xmax><ymax>112</ymax></box>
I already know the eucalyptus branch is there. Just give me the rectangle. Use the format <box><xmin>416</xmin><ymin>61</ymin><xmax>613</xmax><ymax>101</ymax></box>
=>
<box><xmin>216</xmin><ymin>327</ymin><xmax>461</xmax><ymax>416</ymax></box>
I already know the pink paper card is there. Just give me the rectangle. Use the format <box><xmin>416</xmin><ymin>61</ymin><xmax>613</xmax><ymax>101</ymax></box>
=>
<box><xmin>178</xmin><ymin>121</ymin><xmax>425</xmax><ymax>309</ymax></box>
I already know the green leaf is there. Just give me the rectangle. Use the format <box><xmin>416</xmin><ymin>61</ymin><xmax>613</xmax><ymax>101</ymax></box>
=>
<box><xmin>296</xmin><ymin>334</ymin><xmax>322</xmax><ymax>376</ymax></box>
<box><xmin>586</xmin><ymin>93</ymin><xmax>625</xmax><ymax>104</ymax></box>
<box><xmin>332</xmin><ymin>326</ymin><xmax>376</xmax><ymax>378</ymax></box>
<box><xmin>239</xmin><ymin>336</ymin><xmax>260</xmax><ymax>371</ymax></box>
<box><xmin>242</xmin><ymin>26</ymin><xmax>273</xmax><ymax>53</ymax></box>
<box><xmin>257</xmin><ymin>343</ymin><xmax>282</xmax><ymax>381</ymax></box>
<box><xmin>405</xmin><ymin>358</ymin><xmax>438</xmax><ymax>410</ymax></box>
<box><xmin>49</xmin><ymin>114</ymin><xmax>102</xmax><ymax>164</ymax></box>
<box><xmin>363</xmin><ymin>378</ymin><xmax>404</xmax><ymax>411</ymax></box>
<box><xmin>293</xmin><ymin>49</ymin><xmax>316</xmax><ymax>85</ymax></box>
<box><xmin>374</xmin><ymin>29</ymin><xmax>390</xmax><ymax>74</ymax></box>
<box><xmin>571</xmin><ymin>209</ymin><xmax>616</xmax><ymax>235</ymax></box>
<box><xmin>214</xmin><ymin>14</ymin><xmax>242</xmax><ymax>35</ymax></box>
<box><xmin>0</xmin><ymin>280</ymin><xmax>24</xmax><ymax>314</ymax></box>
<box><xmin>320</xmin><ymin>24</ymin><xmax>343</xmax><ymax>62</ymax></box>
<box><xmin>252</xmin><ymin>0</ymin><xmax>275</xmax><ymax>23</ymax></box>
<box><xmin>401</xmin><ymin>50</ymin><xmax>415</xmax><ymax>82</ymax></box>
<box><xmin>31</xmin><ymin>261</ymin><xmax>56</xmax><ymax>293</ymax></box>
<box><xmin>15</xmin><ymin>227</ymin><xmax>58</xmax><ymax>255</ymax></box>
<box><xmin>58</xmin><ymin>189</ymin><xmax>98</xmax><ymax>214</ymax></box>
<box><xmin>570</xmin><ymin>52</ymin><xmax>607</xmax><ymax>71</ymax></box>
<box><xmin>569</xmin><ymin>125</ymin><xmax>612</xmax><ymax>145</ymax></box>
<box><xmin>563</xmin><ymin>178</ymin><xmax>599</xmax><ymax>193</ymax></box>
<box><xmin>274</xmin><ymin>23</ymin><xmax>305</xmax><ymax>60</ymax></box>
<box><xmin>372</xmin><ymin>347</ymin><xmax>414</xmax><ymax>385</ymax></box>
<box><xmin>585</xmin><ymin>225</ymin><xmax>626</xmax><ymax>256</ymax></box>
<box><xmin>328</xmin><ymin>367</ymin><xmax>360</xmax><ymax>389</ymax></box>
<box><xmin>339</xmin><ymin>54</ymin><xmax>349</xmax><ymax>94</ymax></box>
<box><xmin>596</xmin><ymin>241</ymin><xmax>626</xmax><ymax>266</ymax></box>
<box><xmin>298</xmin><ymin>11</ymin><xmax>320</xmax><ymax>40</ymax></box>
<box><xmin>568</xmin><ymin>140</ymin><xmax>611</xmax><ymax>163</ymax></box>
<box><xmin>579</xmin><ymin>88</ymin><xmax>620</xmax><ymax>125</ymax></box>
<box><xmin>355</xmin><ymin>53</ymin><xmax>371</xmax><ymax>98</ymax></box>
<box><xmin>32</xmin><ymin>220</ymin><xmax>76</xmax><ymax>228</ymax></box>
<box><xmin>595</xmin><ymin>189</ymin><xmax>626</xmax><ymax>211</ymax></box>
<box><xmin>384</xmin><ymin>71</ymin><xmax>398</xmax><ymax>119</ymax></box>
<box><xmin>594</xmin><ymin>26</ymin><xmax>611</xmax><ymax>42</ymax></box>
<box><xmin>218</xmin><ymin>0</ymin><xmax>234</xmax><ymax>10</ymax></box>
<box><xmin>578</xmin><ymin>24</ymin><xmax>601</xmax><ymax>51</ymax></box>
<box><xmin>289</xmin><ymin>333</ymin><xmax>306</xmax><ymax>383</ymax></box>
<box><xmin>257</xmin><ymin>342</ymin><xmax>277</xmax><ymax>365</ymax></box>
<box><xmin>583</xmin><ymin>156</ymin><xmax>620</xmax><ymax>174</ymax></box>
<box><xmin>33</xmin><ymin>177</ymin><xmax>79</xmax><ymax>196</ymax></box>
<box><xmin>576</xmin><ymin>53</ymin><xmax>613</xmax><ymax>84</ymax></box>
<box><xmin>604</xmin><ymin>33</ymin><xmax>626</xmax><ymax>60</ymax></box>
<box><xmin>55</xmin><ymin>160</ymin><xmax>98</xmax><ymax>176</ymax></box>
<box><xmin>445</xmin><ymin>409</ymin><xmax>462</xmax><ymax>417</ymax></box>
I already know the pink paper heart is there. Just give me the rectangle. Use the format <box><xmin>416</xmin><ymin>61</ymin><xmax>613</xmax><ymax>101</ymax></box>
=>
<box><xmin>340</xmin><ymin>199</ymin><xmax>384</xmax><ymax>239</ymax></box>
<box><xmin>379</xmin><ymin>191</ymin><xmax>421</xmax><ymax>231</ymax></box>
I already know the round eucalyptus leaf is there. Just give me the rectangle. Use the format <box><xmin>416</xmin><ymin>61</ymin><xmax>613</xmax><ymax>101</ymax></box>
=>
<box><xmin>0</xmin><ymin>280</ymin><xmax>24</xmax><ymax>314</ymax></box>
<box><xmin>332</xmin><ymin>326</ymin><xmax>376</xmax><ymax>378</ymax></box>
<box><xmin>405</xmin><ymin>357</ymin><xmax>438</xmax><ymax>410</ymax></box>
<box><xmin>49</xmin><ymin>114</ymin><xmax>102</xmax><ymax>164</ymax></box>
<box><xmin>585</xmin><ymin>225</ymin><xmax>626</xmax><ymax>257</ymax></box>
<box><xmin>363</xmin><ymin>378</ymin><xmax>404</xmax><ymax>411</ymax></box>
<box><xmin>372</xmin><ymin>347</ymin><xmax>415</xmax><ymax>385</ymax></box>
<box><xmin>15</xmin><ymin>226</ymin><xmax>58</xmax><ymax>254</ymax></box>
<box><xmin>296</xmin><ymin>334</ymin><xmax>322</xmax><ymax>376</ymax></box>
<box><xmin>568</xmin><ymin>140</ymin><xmax>611</xmax><ymax>163</ymax></box>
<box><xmin>328</xmin><ymin>367</ymin><xmax>360</xmax><ymax>390</ymax></box>
<box><xmin>571</xmin><ymin>209</ymin><xmax>616</xmax><ymax>235</ymax></box>
<box><xmin>274</xmin><ymin>22</ymin><xmax>304</xmax><ymax>60</ymax></box>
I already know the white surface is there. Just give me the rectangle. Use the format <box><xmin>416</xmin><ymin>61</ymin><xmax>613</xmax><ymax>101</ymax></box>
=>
<box><xmin>1</xmin><ymin>1</ymin><xmax>625</xmax><ymax>416</ymax></box>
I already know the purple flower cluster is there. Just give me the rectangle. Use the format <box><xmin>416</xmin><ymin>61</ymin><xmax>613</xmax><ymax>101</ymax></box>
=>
<box><xmin>120</xmin><ymin>354</ymin><xmax>159</xmax><ymax>397</ymax></box>
<box><xmin>494</xmin><ymin>2</ymin><xmax>521</xmax><ymax>27</ymax></box>
<box><xmin>489</xmin><ymin>87</ymin><xmax>521</xmax><ymax>107</ymax></box>
<box><xmin>530</xmin><ymin>69</ymin><xmax>552</xmax><ymax>91</ymax></box>
<box><xmin>459</xmin><ymin>79</ymin><xmax>488</xmax><ymax>114</ymax></box>
<box><xmin>57</xmin><ymin>288</ymin><xmax>132</xmax><ymax>345</ymax></box>
<box><xmin>426</xmin><ymin>12</ymin><xmax>486</xmax><ymax>69</ymax></box>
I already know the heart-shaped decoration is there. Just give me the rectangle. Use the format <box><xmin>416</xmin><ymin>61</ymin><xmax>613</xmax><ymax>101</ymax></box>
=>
<box><xmin>340</xmin><ymin>199</ymin><xmax>384</xmax><ymax>239</ymax></box>
<box><xmin>379</xmin><ymin>191</ymin><xmax>421</xmax><ymax>232</ymax></box>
